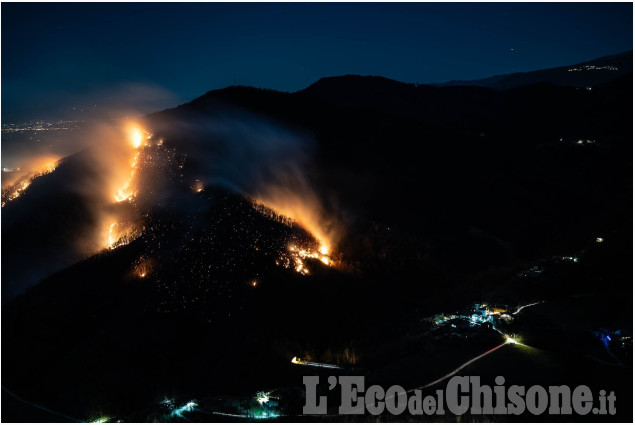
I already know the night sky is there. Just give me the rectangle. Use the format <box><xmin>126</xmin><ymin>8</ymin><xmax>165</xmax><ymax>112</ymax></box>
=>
<box><xmin>2</xmin><ymin>2</ymin><xmax>632</xmax><ymax>121</ymax></box>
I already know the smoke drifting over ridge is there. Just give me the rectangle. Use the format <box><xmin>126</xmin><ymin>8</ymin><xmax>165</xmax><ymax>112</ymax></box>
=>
<box><xmin>1</xmin><ymin>108</ymin><xmax>162</xmax><ymax>299</ymax></box>
<box><xmin>148</xmin><ymin>106</ymin><xmax>340</xmax><ymax>251</ymax></box>
<box><xmin>2</xmin><ymin>84</ymin><xmax>342</xmax><ymax>300</ymax></box>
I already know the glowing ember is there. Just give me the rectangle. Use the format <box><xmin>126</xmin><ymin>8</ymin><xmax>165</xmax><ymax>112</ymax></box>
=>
<box><xmin>114</xmin><ymin>126</ymin><xmax>152</xmax><ymax>203</ymax></box>
<box><xmin>107</xmin><ymin>221</ymin><xmax>141</xmax><ymax>250</ymax></box>
<box><xmin>134</xmin><ymin>260</ymin><xmax>151</xmax><ymax>278</ymax></box>
<box><xmin>1</xmin><ymin>160</ymin><xmax>59</xmax><ymax>207</ymax></box>
<box><xmin>278</xmin><ymin>244</ymin><xmax>333</xmax><ymax>275</ymax></box>
<box><xmin>114</xmin><ymin>152</ymin><xmax>140</xmax><ymax>202</ymax></box>
<box><xmin>250</xmin><ymin>200</ymin><xmax>336</xmax><ymax>275</ymax></box>
<box><xmin>108</xmin><ymin>222</ymin><xmax>116</xmax><ymax>247</ymax></box>
<box><xmin>192</xmin><ymin>180</ymin><xmax>204</xmax><ymax>193</ymax></box>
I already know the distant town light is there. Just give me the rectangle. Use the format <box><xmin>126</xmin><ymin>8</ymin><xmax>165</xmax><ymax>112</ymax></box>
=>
<box><xmin>256</xmin><ymin>391</ymin><xmax>271</xmax><ymax>405</ymax></box>
<box><xmin>170</xmin><ymin>401</ymin><xmax>198</xmax><ymax>418</ymax></box>
<box><xmin>505</xmin><ymin>335</ymin><xmax>518</xmax><ymax>345</ymax></box>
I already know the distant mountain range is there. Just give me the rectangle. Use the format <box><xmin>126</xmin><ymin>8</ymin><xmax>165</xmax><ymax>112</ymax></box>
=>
<box><xmin>433</xmin><ymin>50</ymin><xmax>632</xmax><ymax>89</ymax></box>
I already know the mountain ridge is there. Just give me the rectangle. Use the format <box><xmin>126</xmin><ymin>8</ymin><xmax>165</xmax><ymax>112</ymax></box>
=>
<box><xmin>434</xmin><ymin>50</ymin><xmax>633</xmax><ymax>89</ymax></box>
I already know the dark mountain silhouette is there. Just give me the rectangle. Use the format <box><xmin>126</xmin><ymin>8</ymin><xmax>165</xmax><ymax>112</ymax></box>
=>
<box><xmin>3</xmin><ymin>62</ymin><xmax>632</xmax><ymax>421</ymax></box>
<box><xmin>435</xmin><ymin>50</ymin><xmax>632</xmax><ymax>89</ymax></box>
<box><xmin>146</xmin><ymin>71</ymin><xmax>632</xmax><ymax>261</ymax></box>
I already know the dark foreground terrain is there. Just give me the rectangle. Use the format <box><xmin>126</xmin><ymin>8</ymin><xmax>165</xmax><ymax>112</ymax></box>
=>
<box><xmin>2</xmin><ymin>54</ymin><xmax>632</xmax><ymax>422</ymax></box>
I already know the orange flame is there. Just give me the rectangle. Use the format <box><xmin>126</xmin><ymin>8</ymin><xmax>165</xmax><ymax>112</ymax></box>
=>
<box><xmin>113</xmin><ymin>126</ymin><xmax>148</xmax><ymax>203</ymax></box>
<box><xmin>1</xmin><ymin>158</ymin><xmax>60</xmax><ymax>207</ymax></box>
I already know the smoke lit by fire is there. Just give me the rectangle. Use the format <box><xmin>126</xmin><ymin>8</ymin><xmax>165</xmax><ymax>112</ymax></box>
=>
<box><xmin>98</xmin><ymin>124</ymin><xmax>159</xmax><ymax>251</ymax></box>
<box><xmin>252</xmin><ymin>188</ymin><xmax>336</xmax><ymax>257</ymax></box>
<box><xmin>284</xmin><ymin>244</ymin><xmax>331</xmax><ymax>275</ymax></box>
<box><xmin>113</xmin><ymin>126</ymin><xmax>151</xmax><ymax>203</ymax></box>
<box><xmin>107</xmin><ymin>220</ymin><xmax>142</xmax><ymax>250</ymax></box>
<box><xmin>3</xmin><ymin>107</ymin><xmax>344</xmax><ymax>303</ymax></box>
<box><xmin>176</xmin><ymin>111</ymin><xmax>340</xmax><ymax>275</ymax></box>
<box><xmin>133</xmin><ymin>257</ymin><xmax>153</xmax><ymax>278</ymax></box>
<box><xmin>1</xmin><ymin>158</ymin><xmax>60</xmax><ymax>207</ymax></box>
<box><xmin>252</xmin><ymin>200</ymin><xmax>336</xmax><ymax>274</ymax></box>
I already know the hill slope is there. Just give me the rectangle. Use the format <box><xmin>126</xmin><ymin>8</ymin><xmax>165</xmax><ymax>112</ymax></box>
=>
<box><xmin>436</xmin><ymin>50</ymin><xmax>632</xmax><ymax>89</ymax></box>
<box><xmin>2</xmin><ymin>68</ymin><xmax>632</xmax><ymax>421</ymax></box>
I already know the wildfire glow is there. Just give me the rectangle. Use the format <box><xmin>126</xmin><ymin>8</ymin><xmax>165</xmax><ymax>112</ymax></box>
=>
<box><xmin>1</xmin><ymin>159</ymin><xmax>59</xmax><ymax>207</ymax></box>
<box><xmin>250</xmin><ymin>189</ymin><xmax>337</xmax><ymax>256</ymax></box>
<box><xmin>192</xmin><ymin>180</ymin><xmax>204</xmax><ymax>193</ymax></box>
<box><xmin>251</xmin><ymin>200</ymin><xmax>336</xmax><ymax>275</ymax></box>
<box><xmin>107</xmin><ymin>221</ymin><xmax>141</xmax><ymax>250</ymax></box>
<box><xmin>131</xmin><ymin>128</ymin><xmax>143</xmax><ymax>148</ymax></box>
<box><xmin>114</xmin><ymin>153</ymin><xmax>139</xmax><ymax>202</ymax></box>
<box><xmin>94</xmin><ymin>123</ymin><xmax>152</xmax><ymax>255</ymax></box>
<box><xmin>278</xmin><ymin>244</ymin><xmax>333</xmax><ymax>275</ymax></box>
<box><xmin>114</xmin><ymin>126</ymin><xmax>151</xmax><ymax>203</ymax></box>
<box><xmin>134</xmin><ymin>259</ymin><xmax>152</xmax><ymax>278</ymax></box>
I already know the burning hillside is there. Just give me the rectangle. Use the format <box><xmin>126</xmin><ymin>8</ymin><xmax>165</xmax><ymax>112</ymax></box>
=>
<box><xmin>250</xmin><ymin>200</ymin><xmax>336</xmax><ymax>274</ymax></box>
<box><xmin>1</xmin><ymin>158</ymin><xmax>60</xmax><ymax>207</ymax></box>
<box><xmin>2</xmin><ymin>69</ymin><xmax>631</xmax><ymax>422</ymax></box>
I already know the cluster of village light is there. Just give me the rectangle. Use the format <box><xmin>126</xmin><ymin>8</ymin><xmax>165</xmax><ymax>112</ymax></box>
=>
<box><xmin>428</xmin><ymin>301</ymin><xmax>541</xmax><ymax>347</ymax></box>
<box><xmin>2</xmin><ymin>119</ymin><xmax>82</xmax><ymax>133</ymax></box>
<box><xmin>567</xmin><ymin>64</ymin><xmax>618</xmax><ymax>72</ymax></box>
<box><xmin>256</xmin><ymin>391</ymin><xmax>274</xmax><ymax>405</ymax></box>
<box><xmin>576</xmin><ymin>139</ymin><xmax>597</xmax><ymax>145</ymax></box>
<box><xmin>561</xmin><ymin>255</ymin><xmax>579</xmax><ymax>263</ymax></box>
<box><xmin>171</xmin><ymin>401</ymin><xmax>198</xmax><ymax>418</ymax></box>
<box><xmin>154</xmin><ymin>392</ymin><xmax>281</xmax><ymax>420</ymax></box>
<box><xmin>291</xmin><ymin>356</ymin><xmax>343</xmax><ymax>369</ymax></box>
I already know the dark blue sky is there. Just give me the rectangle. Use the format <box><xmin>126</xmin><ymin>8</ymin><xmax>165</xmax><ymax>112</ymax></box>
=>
<box><xmin>2</xmin><ymin>2</ymin><xmax>632</xmax><ymax>120</ymax></box>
